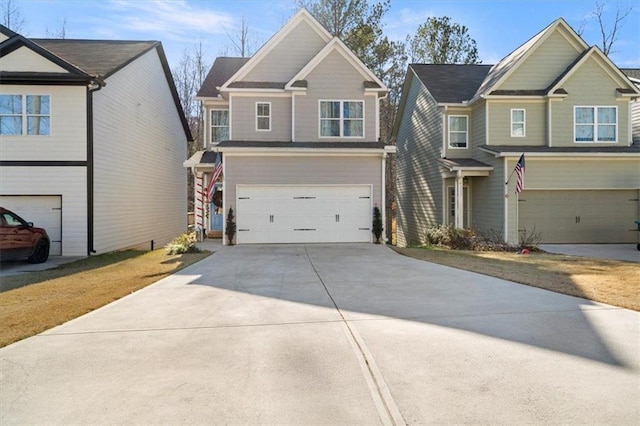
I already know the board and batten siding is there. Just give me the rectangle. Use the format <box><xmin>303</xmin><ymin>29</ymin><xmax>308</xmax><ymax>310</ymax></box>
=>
<box><xmin>487</xmin><ymin>101</ymin><xmax>547</xmax><ymax>146</ymax></box>
<box><xmin>92</xmin><ymin>48</ymin><xmax>187</xmax><ymax>254</ymax></box>
<box><xmin>224</xmin><ymin>155</ymin><xmax>382</xmax><ymax>215</ymax></box>
<box><xmin>395</xmin><ymin>74</ymin><xmax>444</xmax><ymax>247</ymax></box>
<box><xmin>231</xmin><ymin>96</ymin><xmax>291</xmax><ymax>141</ymax></box>
<box><xmin>0</xmin><ymin>166</ymin><xmax>87</xmax><ymax>256</ymax></box>
<box><xmin>499</xmin><ymin>29</ymin><xmax>582</xmax><ymax>91</ymax></box>
<box><xmin>0</xmin><ymin>85</ymin><xmax>87</xmax><ymax>161</ymax></box>
<box><xmin>242</xmin><ymin>19</ymin><xmax>326</xmax><ymax>83</ymax></box>
<box><xmin>551</xmin><ymin>57</ymin><xmax>630</xmax><ymax>147</ymax></box>
<box><xmin>294</xmin><ymin>49</ymin><xmax>377</xmax><ymax>142</ymax></box>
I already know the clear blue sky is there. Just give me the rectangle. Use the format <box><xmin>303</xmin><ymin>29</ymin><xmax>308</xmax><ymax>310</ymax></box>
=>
<box><xmin>13</xmin><ymin>0</ymin><xmax>640</xmax><ymax>68</ymax></box>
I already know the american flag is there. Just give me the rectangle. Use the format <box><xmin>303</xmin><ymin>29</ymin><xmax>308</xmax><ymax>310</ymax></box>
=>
<box><xmin>205</xmin><ymin>153</ymin><xmax>223</xmax><ymax>200</ymax></box>
<box><xmin>515</xmin><ymin>154</ymin><xmax>525</xmax><ymax>193</ymax></box>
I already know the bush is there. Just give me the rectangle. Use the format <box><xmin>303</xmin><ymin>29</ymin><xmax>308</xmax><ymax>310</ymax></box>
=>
<box><xmin>422</xmin><ymin>225</ymin><xmax>539</xmax><ymax>252</ymax></box>
<box><xmin>165</xmin><ymin>232</ymin><xmax>200</xmax><ymax>255</ymax></box>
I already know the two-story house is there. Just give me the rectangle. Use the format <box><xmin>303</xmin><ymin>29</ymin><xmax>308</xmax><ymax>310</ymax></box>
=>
<box><xmin>393</xmin><ymin>18</ymin><xmax>640</xmax><ymax>247</ymax></box>
<box><xmin>0</xmin><ymin>25</ymin><xmax>191</xmax><ymax>256</ymax></box>
<box><xmin>185</xmin><ymin>8</ymin><xmax>393</xmax><ymax>244</ymax></box>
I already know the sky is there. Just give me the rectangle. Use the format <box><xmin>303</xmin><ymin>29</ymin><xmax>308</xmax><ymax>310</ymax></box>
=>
<box><xmin>10</xmin><ymin>0</ymin><xmax>640</xmax><ymax>70</ymax></box>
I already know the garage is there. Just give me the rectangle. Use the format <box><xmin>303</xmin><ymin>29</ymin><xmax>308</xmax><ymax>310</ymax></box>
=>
<box><xmin>518</xmin><ymin>190</ymin><xmax>639</xmax><ymax>243</ymax></box>
<box><xmin>236</xmin><ymin>185</ymin><xmax>372</xmax><ymax>244</ymax></box>
<box><xmin>0</xmin><ymin>195</ymin><xmax>62</xmax><ymax>255</ymax></box>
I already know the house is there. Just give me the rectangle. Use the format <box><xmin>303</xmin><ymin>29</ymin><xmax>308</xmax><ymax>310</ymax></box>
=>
<box><xmin>0</xmin><ymin>25</ymin><xmax>192</xmax><ymax>256</ymax></box>
<box><xmin>621</xmin><ymin>69</ymin><xmax>640</xmax><ymax>145</ymax></box>
<box><xmin>393</xmin><ymin>18</ymin><xmax>640</xmax><ymax>247</ymax></box>
<box><xmin>185</xmin><ymin>8</ymin><xmax>393</xmax><ymax>244</ymax></box>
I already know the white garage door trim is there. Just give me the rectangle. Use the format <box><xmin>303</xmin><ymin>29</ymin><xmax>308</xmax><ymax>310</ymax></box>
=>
<box><xmin>0</xmin><ymin>195</ymin><xmax>63</xmax><ymax>255</ymax></box>
<box><xmin>236</xmin><ymin>185</ymin><xmax>373</xmax><ymax>244</ymax></box>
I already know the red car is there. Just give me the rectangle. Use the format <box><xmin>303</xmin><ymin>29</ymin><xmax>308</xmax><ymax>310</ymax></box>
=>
<box><xmin>0</xmin><ymin>207</ymin><xmax>50</xmax><ymax>264</ymax></box>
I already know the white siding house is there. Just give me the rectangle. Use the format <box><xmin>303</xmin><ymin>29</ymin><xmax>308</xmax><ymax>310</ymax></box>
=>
<box><xmin>0</xmin><ymin>25</ymin><xmax>192</xmax><ymax>256</ymax></box>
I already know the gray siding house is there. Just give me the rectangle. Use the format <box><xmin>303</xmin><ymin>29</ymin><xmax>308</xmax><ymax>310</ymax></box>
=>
<box><xmin>393</xmin><ymin>19</ymin><xmax>640</xmax><ymax>247</ymax></box>
<box><xmin>185</xmin><ymin>8</ymin><xmax>392</xmax><ymax>244</ymax></box>
<box><xmin>0</xmin><ymin>25</ymin><xmax>191</xmax><ymax>256</ymax></box>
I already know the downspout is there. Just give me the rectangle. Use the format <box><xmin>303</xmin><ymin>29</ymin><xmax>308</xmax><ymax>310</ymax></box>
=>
<box><xmin>87</xmin><ymin>79</ymin><xmax>103</xmax><ymax>255</ymax></box>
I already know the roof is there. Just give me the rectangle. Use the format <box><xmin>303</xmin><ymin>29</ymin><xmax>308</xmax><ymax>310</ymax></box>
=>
<box><xmin>481</xmin><ymin>144</ymin><xmax>640</xmax><ymax>155</ymax></box>
<box><xmin>32</xmin><ymin>39</ymin><xmax>158</xmax><ymax>78</ymax></box>
<box><xmin>621</xmin><ymin>68</ymin><xmax>640</xmax><ymax>81</ymax></box>
<box><xmin>410</xmin><ymin>64</ymin><xmax>492</xmax><ymax>103</ymax></box>
<box><xmin>197</xmin><ymin>57</ymin><xmax>250</xmax><ymax>97</ymax></box>
<box><xmin>216</xmin><ymin>140</ymin><xmax>386</xmax><ymax>149</ymax></box>
<box><xmin>438</xmin><ymin>158</ymin><xmax>493</xmax><ymax>170</ymax></box>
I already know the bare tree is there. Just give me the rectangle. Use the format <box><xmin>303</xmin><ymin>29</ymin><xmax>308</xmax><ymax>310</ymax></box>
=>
<box><xmin>225</xmin><ymin>17</ymin><xmax>259</xmax><ymax>57</ymax></box>
<box><xmin>46</xmin><ymin>17</ymin><xmax>68</xmax><ymax>39</ymax></box>
<box><xmin>1</xmin><ymin>0</ymin><xmax>25</xmax><ymax>32</ymax></box>
<box><xmin>578</xmin><ymin>0</ymin><xmax>634</xmax><ymax>55</ymax></box>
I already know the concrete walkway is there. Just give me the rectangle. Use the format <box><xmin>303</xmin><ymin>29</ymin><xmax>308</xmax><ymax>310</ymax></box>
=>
<box><xmin>540</xmin><ymin>244</ymin><xmax>639</xmax><ymax>262</ymax></box>
<box><xmin>1</xmin><ymin>244</ymin><xmax>638</xmax><ymax>424</ymax></box>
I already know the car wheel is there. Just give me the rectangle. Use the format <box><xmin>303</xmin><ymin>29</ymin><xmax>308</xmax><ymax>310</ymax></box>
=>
<box><xmin>28</xmin><ymin>239</ymin><xmax>50</xmax><ymax>264</ymax></box>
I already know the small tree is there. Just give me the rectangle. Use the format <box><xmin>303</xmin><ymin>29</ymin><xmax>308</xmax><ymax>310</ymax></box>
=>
<box><xmin>372</xmin><ymin>206</ymin><xmax>383</xmax><ymax>243</ymax></box>
<box><xmin>225</xmin><ymin>207</ymin><xmax>236</xmax><ymax>245</ymax></box>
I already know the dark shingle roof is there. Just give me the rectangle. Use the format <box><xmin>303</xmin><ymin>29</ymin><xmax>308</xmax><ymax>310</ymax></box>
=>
<box><xmin>481</xmin><ymin>144</ymin><xmax>640</xmax><ymax>154</ymax></box>
<box><xmin>32</xmin><ymin>39</ymin><xmax>158</xmax><ymax>78</ymax></box>
<box><xmin>216</xmin><ymin>140</ymin><xmax>386</xmax><ymax>149</ymax></box>
<box><xmin>410</xmin><ymin>64</ymin><xmax>492</xmax><ymax>103</ymax></box>
<box><xmin>197</xmin><ymin>57</ymin><xmax>250</xmax><ymax>97</ymax></box>
<box><xmin>227</xmin><ymin>81</ymin><xmax>286</xmax><ymax>89</ymax></box>
<box><xmin>621</xmin><ymin>68</ymin><xmax>640</xmax><ymax>81</ymax></box>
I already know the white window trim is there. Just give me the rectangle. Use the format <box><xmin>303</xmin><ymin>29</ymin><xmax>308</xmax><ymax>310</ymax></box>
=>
<box><xmin>318</xmin><ymin>99</ymin><xmax>365</xmax><ymax>139</ymax></box>
<box><xmin>210</xmin><ymin>109</ymin><xmax>229</xmax><ymax>144</ymax></box>
<box><xmin>510</xmin><ymin>108</ymin><xmax>526</xmax><ymax>138</ymax></box>
<box><xmin>448</xmin><ymin>115</ymin><xmax>468</xmax><ymax>149</ymax></box>
<box><xmin>255</xmin><ymin>102</ymin><xmax>271</xmax><ymax>132</ymax></box>
<box><xmin>0</xmin><ymin>94</ymin><xmax>51</xmax><ymax>136</ymax></box>
<box><xmin>573</xmin><ymin>105</ymin><xmax>617</xmax><ymax>144</ymax></box>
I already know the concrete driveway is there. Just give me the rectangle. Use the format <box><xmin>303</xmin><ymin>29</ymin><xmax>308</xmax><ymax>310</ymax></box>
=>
<box><xmin>1</xmin><ymin>244</ymin><xmax>638</xmax><ymax>425</ymax></box>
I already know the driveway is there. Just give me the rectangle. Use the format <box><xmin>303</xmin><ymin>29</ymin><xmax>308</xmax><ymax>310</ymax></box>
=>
<box><xmin>540</xmin><ymin>244</ymin><xmax>639</xmax><ymax>262</ymax></box>
<box><xmin>1</xmin><ymin>244</ymin><xmax>638</xmax><ymax>424</ymax></box>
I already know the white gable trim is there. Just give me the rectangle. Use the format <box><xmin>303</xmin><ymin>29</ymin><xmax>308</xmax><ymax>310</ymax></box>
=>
<box><xmin>285</xmin><ymin>37</ymin><xmax>387</xmax><ymax>92</ymax></box>
<box><xmin>220</xmin><ymin>8</ymin><xmax>332</xmax><ymax>90</ymax></box>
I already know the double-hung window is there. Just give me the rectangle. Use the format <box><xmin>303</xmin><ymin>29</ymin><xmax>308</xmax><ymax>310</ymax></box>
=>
<box><xmin>448</xmin><ymin>115</ymin><xmax>468</xmax><ymax>148</ymax></box>
<box><xmin>511</xmin><ymin>109</ymin><xmax>525</xmax><ymax>137</ymax></box>
<box><xmin>256</xmin><ymin>102</ymin><xmax>270</xmax><ymax>131</ymax></box>
<box><xmin>319</xmin><ymin>100</ymin><xmax>363</xmax><ymax>137</ymax></box>
<box><xmin>210</xmin><ymin>110</ymin><xmax>229</xmax><ymax>143</ymax></box>
<box><xmin>0</xmin><ymin>94</ymin><xmax>50</xmax><ymax>136</ymax></box>
<box><xmin>575</xmin><ymin>106</ymin><xmax>616</xmax><ymax>142</ymax></box>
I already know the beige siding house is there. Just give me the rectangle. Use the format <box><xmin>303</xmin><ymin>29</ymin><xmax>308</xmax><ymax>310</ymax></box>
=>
<box><xmin>393</xmin><ymin>18</ymin><xmax>640</xmax><ymax>247</ymax></box>
<box><xmin>0</xmin><ymin>25</ymin><xmax>191</xmax><ymax>256</ymax></box>
<box><xmin>185</xmin><ymin>8</ymin><xmax>392</xmax><ymax>244</ymax></box>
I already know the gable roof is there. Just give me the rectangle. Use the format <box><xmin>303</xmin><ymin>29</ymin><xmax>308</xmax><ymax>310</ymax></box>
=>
<box><xmin>621</xmin><ymin>68</ymin><xmax>640</xmax><ymax>83</ymax></box>
<box><xmin>197</xmin><ymin>57</ymin><xmax>251</xmax><ymax>98</ymax></box>
<box><xmin>410</xmin><ymin>64</ymin><xmax>492</xmax><ymax>103</ymax></box>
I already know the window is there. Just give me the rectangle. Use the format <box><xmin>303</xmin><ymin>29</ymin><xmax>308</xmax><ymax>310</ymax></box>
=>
<box><xmin>448</xmin><ymin>115</ymin><xmax>468</xmax><ymax>148</ymax></box>
<box><xmin>256</xmin><ymin>102</ymin><xmax>271</xmax><ymax>131</ymax></box>
<box><xmin>320</xmin><ymin>100</ymin><xmax>363</xmax><ymax>137</ymax></box>
<box><xmin>210</xmin><ymin>110</ymin><xmax>229</xmax><ymax>143</ymax></box>
<box><xmin>511</xmin><ymin>109</ymin><xmax>525</xmax><ymax>137</ymax></box>
<box><xmin>575</xmin><ymin>106</ymin><xmax>616</xmax><ymax>142</ymax></box>
<box><xmin>0</xmin><ymin>94</ymin><xmax>50</xmax><ymax>136</ymax></box>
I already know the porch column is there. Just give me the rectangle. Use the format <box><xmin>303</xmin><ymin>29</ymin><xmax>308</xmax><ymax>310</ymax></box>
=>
<box><xmin>195</xmin><ymin>171</ymin><xmax>205</xmax><ymax>240</ymax></box>
<box><xmin>455</xmin><ymin>173</ymin><xmax>464</xmax><ymax>228</ymax></box>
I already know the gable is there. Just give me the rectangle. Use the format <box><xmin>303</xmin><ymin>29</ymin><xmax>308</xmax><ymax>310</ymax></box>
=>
<box><xmin>305</xmin><ymin>49</ymin><xmax>368</xmax><ymax>95</ymax></box>
<box><xmin>1</xmin><ymin>45</ymin><xmax>69</xmax><ymax>73</ymax></box>
<box><xmin>563</xmin><ymin>54</ymin><xmax>633</xmax><ymax>99</ymax></box>
<box><xmin>498</xmin><ymin>26</ymin><xmax>584</xmax><ymax>91</ymax></box>
<box><xmin>0</xmin><ymin>32</ymin><xmax>8</xmax><ymax>43</ymax></box>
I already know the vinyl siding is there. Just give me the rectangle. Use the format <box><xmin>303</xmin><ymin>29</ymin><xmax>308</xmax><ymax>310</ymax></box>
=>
<box><xmin>294</xmin><ymin>49</ymin><xmax>376</xmax><ymax>142</ymax></box>
<box><xmin>499</xmin><ymin>29</ymin><xmax>582</xmax><ymax>90</ymax></box>
<box><xmin>551</xmin><ymin>57</ymin><xmax>630</xmax><ymax>147</ymax></box>
<box><xmin>93</xmin><ymin>48</ymin><xmax>187</xmax><ymax>254</ymax></box>
<box><xmin>0</xmin><ymin>166</ymin><xmax>87</xmax><ymax>256</ymax></box>
<box><xmin>444</xmin><ymin>107</ymin><xmax>472</xmax><ymax>158</ymax></box>
<box><xmin>223</xmin><ymin>155</ymin><xmax>382</xmax><ymax>214</ymax></box>
<box><xmin>242</xmin><ymin>19</ymin><xmax>327</xmax><ymax>83</ymax></box>
<box><xmin>471</xmin><ymin>101</ymin><xmax>486</xmax><ymax>148</ymax></box>
<box><xmin>469</xmin><ymin>150</ymin><xmax>505</xmax><ymax>237</ymax></box>
<box><xmin>231</xmin><ymin>96</ymin><xmax>291</xmax><ymax>141</ymax></box>
<box><xmin>0</xmin><ymin>85</ymin><xmax>87</xmax><ymax>161</ymax></box>
<box><xmin>395</xmin><ymin>74</ymin><xmax>444</xmax><ymax>247</ymax></box>
<box><xmin>631</xmin><ymin>96</ymin><xmax>640</xmax><ymax>144</ymax></box>
<box><xmin>2</xmin><ymin>46</ymin><xmax>68</xmax><ymax>72</ymax></box>
<box><xmin>487</xmin><ymin>101</ymin><xmax>546</xmax><ymax>146</ymax></box>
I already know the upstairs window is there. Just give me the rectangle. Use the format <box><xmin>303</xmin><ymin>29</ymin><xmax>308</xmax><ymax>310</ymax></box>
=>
<box><xmin>210</xmin><ymin>110</ymin><xmax>229</xmax><ymax>143</ymax></box>
<box><xmin>0</xmin><ymin>94</ymin><xmax>50</xmax><ymax>136</ymax></box>
<box><xmin>320</xmin><ymin>100</ymin><xmax>363</xmax><ymax>137</ymax></box>
<box><xmin>448</xmin><ymin>115</ymin><xmax>468</xmax><ymax>148</ymax></box>
<box><xmin>511</xmin><ymin>109</ymin><xmax>525</xmax><ymax>137</ymax></box>
<box><xmin>256</xmin><ymin>102</ymin><xmax>271</xmax><ymax>131</ymax></box>
<box><xmin>575</xmin><ymin>106</ymin><xmax>616</xmax><ymax>143</ymax></box>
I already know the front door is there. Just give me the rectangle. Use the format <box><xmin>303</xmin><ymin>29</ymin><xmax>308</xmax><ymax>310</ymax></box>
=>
<box><xmin>448</xmin><ymin>186</ymin><xmax>469</xmax><ymax>228</ymax></box>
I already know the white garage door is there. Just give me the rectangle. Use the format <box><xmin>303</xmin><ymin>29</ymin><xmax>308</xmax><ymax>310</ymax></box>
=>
<box><xmin>237</xmin><ymin>185</ymin><xmax>372</xmax><ymax>244</ymax></box>
<box><xmin>0</xmin><ymin>195</ymin><xmax>62</xmax><ymax>255</ymax></box>
<box><xmin>519</xmin><ymin>190</ymin><xmax>639</xmax><ymax>243</ymax></box>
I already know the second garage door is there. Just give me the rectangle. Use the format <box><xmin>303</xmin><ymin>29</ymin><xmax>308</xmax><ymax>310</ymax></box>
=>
<box><xmin>236</xmin><ymin>185</ymin><xmax>372</xmax><ymax>244</ymax></box>
<box><xmin>518</xmin><ymin>190</ymin><xmax>639</xmax><ymax>243</ymax></box>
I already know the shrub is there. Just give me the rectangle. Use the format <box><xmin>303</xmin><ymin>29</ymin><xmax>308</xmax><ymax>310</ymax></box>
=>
<box><xmin>226</xmin><ymin>207</ymin><xmax>236</xmax><ymax>245</ymax></box>
<box><xmin>423</xmin><ymin>225</ymin><xmax>540</xmax><ymax>252</ymax></box>
<box><xmin>165</xmin><ymin>232</ymin><xmax>200</xmax><ymax>255</ymax></box>
<box><xmin>372</xmin><ymin>206</ymin><xmax>383</xmax><ymax>243</ymax></box>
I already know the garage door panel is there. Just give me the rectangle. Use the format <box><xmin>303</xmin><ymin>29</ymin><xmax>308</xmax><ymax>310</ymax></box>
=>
<box><xmin>0</xmin><ymin>195</ymin><xmax>62</xmax><ymax>255</ymax></box>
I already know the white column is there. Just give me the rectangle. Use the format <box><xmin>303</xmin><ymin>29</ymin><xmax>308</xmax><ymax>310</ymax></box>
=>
<box><xmin>195</xmin><ymin>172</ymin><xmax>204</xmax><ymax>240</ymax></box>
<box><xmin>455</xmin><ymin>174</ymin><xmax>464</xmax><ymax>228</ymax></box>
<box><xmin>381</xmin><ymin>152</ymin><xmax>387</xmax><ymax>243</ymax></box>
